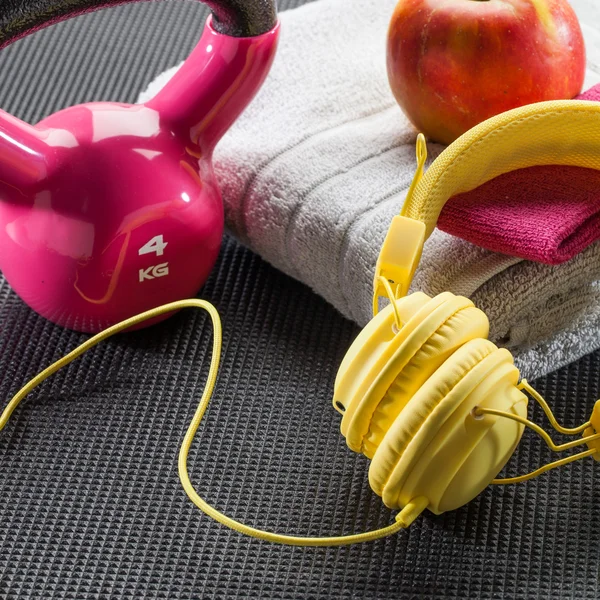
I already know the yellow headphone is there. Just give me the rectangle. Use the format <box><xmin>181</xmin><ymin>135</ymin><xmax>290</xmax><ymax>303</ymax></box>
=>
<box><xmin>2</xmin><ymin>99</ymin><xmax>600</xmax><ymax>546</ymax></box>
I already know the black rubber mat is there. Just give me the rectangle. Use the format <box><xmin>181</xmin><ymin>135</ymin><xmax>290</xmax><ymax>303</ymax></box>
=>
<box><xmin>1</xmin><ymin>2</ymin><xmax>600</xmax><ymax>598</ymax></box>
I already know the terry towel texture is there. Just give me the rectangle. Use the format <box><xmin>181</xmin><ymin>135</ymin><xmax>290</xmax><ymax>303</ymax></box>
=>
<box><xmin>139</xmin><ymin>0</ymin><xmax>600</xmax><ymax>380</ymax></box>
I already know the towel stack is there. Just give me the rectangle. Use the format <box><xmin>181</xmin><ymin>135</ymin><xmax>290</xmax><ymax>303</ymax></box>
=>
<box><xmin>139</xmin><ymin>0</ymin><xmax>600</xmax><ymax>379</ymax></box>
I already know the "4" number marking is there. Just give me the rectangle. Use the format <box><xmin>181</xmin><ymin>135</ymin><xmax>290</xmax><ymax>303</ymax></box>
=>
<box><xmin>138</xmin><ymin>235</ymin><xmax>168</xmax><ymax>257</ymax></box>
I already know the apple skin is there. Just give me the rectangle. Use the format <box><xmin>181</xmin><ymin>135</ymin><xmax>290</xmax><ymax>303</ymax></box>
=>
<box><xmin>387</xmin><ymin>0</ymin><xmax>586</xmax><ymax>144</ymax></box>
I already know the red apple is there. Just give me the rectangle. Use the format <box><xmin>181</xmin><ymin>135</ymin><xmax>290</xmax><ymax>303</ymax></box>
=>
<box><xmin>387</xmin><ymin>0</ymin><xmax>586</xmax><ymax>144</ymax></box>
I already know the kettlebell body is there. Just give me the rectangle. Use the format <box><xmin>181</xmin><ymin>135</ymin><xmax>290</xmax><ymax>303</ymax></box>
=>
<box><xmin>0</xmin><ymin>101</ymin><xmax>225</xmax><ymax>332</ymax></box>
<box><xmin>0</xmin><ymin>3</ymin><xmax>279</xmax><ymax>332</ymax></box>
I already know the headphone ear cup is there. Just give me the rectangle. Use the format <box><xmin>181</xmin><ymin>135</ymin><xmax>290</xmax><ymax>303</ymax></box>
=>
<box><xmin>369</xmin><ymin>338</ymin><xmax>528</xmax><ymax>513</ymax></box>
<box><xmin>336</xmin><ymin>292</ymin><xmax>489</xmax><ymax>458</ymax></box>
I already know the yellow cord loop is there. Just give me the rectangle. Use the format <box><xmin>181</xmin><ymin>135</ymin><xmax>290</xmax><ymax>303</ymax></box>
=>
<box><xmin>517</xmin><ymin>379</ymin><xmax>591</xmax><ymax>435</ymax></box>
<box><xmin>400</xmin><ymin>133</ymin><xmax>428</xmax><ymax>217</ymax></box>
<box><xmin>372</xmin><ymin>275</ymin><xmax>403</xmax><ymax>331</ymax></box>
<box><xmin>0</xmin><ymin>300</ymin><xmax>424</xmax><ymax>547</ymax></box>
<box><xmin>477</xmin><ymin>407</ymin><xmax>600</xmax><ymax>453</ymax></box>
<box><xmin>474</xmin><ymin>380</ymin><xmax>600</xmax><ymax>485</ymax></box>
<box><xmin>491</xmin><ymin>449</ymin><xmax>598</xmax><ymax>486</ymax></box>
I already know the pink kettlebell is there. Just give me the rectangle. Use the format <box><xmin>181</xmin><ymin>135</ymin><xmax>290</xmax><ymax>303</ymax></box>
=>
<box><xmin>0</xmin><ymin>0</ymin><xmax>279</xmax><ymax>332</ymax></box>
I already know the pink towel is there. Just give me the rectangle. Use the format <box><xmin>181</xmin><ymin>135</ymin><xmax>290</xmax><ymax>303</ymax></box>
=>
<box><xmin>438</xmin><ymin>84</ymin><xmax>600</xmax><ymax>265</ymax></box>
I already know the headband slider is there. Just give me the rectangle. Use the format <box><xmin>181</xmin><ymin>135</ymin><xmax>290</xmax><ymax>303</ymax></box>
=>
<box><xmin>373</xmin><ymin>216</ymin><xmax>425</xmax><ymax>310</ymax></box>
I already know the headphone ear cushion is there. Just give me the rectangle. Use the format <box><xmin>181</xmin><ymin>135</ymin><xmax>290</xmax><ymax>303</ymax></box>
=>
<box><xmin>361</xmin><ymin>299</ymin><xmax>489</xmax><ymax>457</ymax></box>
<box><xmin>369</xmin><ymin>339</ymin><xmax>527</xmax><ymax>512</ymax></box>
<box><xmin>340</xmin><ymin>292</ymin><xmax>489</xmax><ymax>458</ymax></box>
<box><xmin>369</xmin><ymin>338</ymin><xmax>496</xmax><ymax>499</ymax></box>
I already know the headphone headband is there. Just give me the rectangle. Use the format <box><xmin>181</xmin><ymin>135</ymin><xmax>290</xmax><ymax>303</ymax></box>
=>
<box><xmin>374</xmin><ymin>99</ymin><xmax>600</xmax><ymax>305</ymax></box>
<box><xmin>403</xmin><ymin>100</ymin><xmax>600</xmax><ymax>239</ymax></box>
<box><xmin>0</xmin><ymin>0</ymin><xmax>278</xmax><ymax>45</ymax></box>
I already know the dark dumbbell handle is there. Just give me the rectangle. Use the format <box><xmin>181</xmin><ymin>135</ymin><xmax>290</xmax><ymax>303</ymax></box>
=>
<box><xmin>0</xmin><ymin>0</ymin><xmax>278</xmax><ymax>47</ymax></box>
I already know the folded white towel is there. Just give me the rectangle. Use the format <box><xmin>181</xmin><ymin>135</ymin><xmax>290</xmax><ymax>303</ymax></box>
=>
<box><xmin>139</xmin><ymin>0</ymin><xmax>600</xmax><ymax>379</ymax></box>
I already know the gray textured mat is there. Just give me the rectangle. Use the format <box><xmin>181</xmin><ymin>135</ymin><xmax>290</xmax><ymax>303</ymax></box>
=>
<box><xmin>1</xmin><ymin>2</ymin><xmax>600</xmax><ymax>598</ymax></box>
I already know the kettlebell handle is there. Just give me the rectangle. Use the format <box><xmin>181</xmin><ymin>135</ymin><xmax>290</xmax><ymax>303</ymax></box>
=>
<box><xmin>0</xmin><ymin>0</ymin><xmax>277</xmax><ymax>46</ymax></box>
